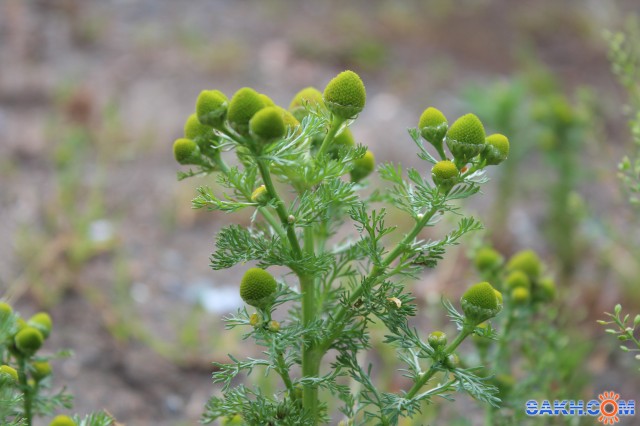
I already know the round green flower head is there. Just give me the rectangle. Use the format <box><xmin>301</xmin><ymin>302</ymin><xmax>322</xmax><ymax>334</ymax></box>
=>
<box><xmin>259</xmin><ymin>94</ymin><xmax>275</xmax><ymax>107</ymax></box>
<box><xmin>482</xmin><ymin>133</ymin><xmax>510</xmax><ymax>166</ymax></box>
<box><xmin>431</xmin><ymin>160</ymin><xmax>458</xmax><ymax>191</ymax></box>
<box><xmin>505</xmin><ymin>270</ymin><xmax>530</xmax><ymax>290</ymax></box>
<box><xmin>240</xmin><ymin>268</ymin><xmax>277</xmax><ymax>309</ymax></box>
<box><xmin>15</xmin><ymin>326</ymin><xmax>44</xmax><ymax>356</ymax></box>
<box><xmin>28</xmin><ymin>312</ymin><xmax>52</xmax><ymax>339</ymax></box>
<box><xmin>506</xmin><ymin>250</ymin><xmax>541</xmax><ymax>279</ymax></box>
<box><xmin>427</xmin><ymin>331</ymin><xmax>447</xmax><ymax>349</ymax></box>
<box><xmin>289</xmin><ymin>87</ymin><xmax>324</xmax><ymax>120</ymax></box>
<box><xmin>278</xmin><ymin>107</ymin><xmax>300</xmax><ymax>131</ymax></box>
<box><xmin>511</xmin><ymin>287</ymin><xmax>530</xmax><ymax>305</ymax></box>
<box><xmin>31</xmin><ymin>360</ymin><xmax>52</xmax><ymax>381</ymax></box>
<box><xmin>196</xmin><ymin>89</ymin><xmax>228</xmax><ymax>128</ymax></box>
<box><xmin>0</xmin><ymin>301</ymin><xmax>12</xmax><ymax>318</ymax></box>
<box><xmin>351</xmin><ymin>150</ymin><xmax>375</xmax><ymax>182</ymax></box>
<box><xmin>461</xmin><ymin>282</ymin><xmax>503</xmax><ymax>325</ymax></box>
<box><xmin>0</xmin><ymin>365</ymin><xmax>18</xmax><ymax>382</ymax></box>
<box><xmin>534</xmin><ymin>278</ymin><xmax>556</xmax><ymax>303</ymax></box>
<box><xmin>227</xmin><ymin>87</ymin><xmax>265</xmax><ymax>134</ymax></box>
<box><xmin>329</xmin><ymin>128</ymin><xmax>355</xmax><ymax>158</ymax></box>
<box><xmin>184</xmin><ymin>114</ymin><xmax>213</xmax><ymax>141</ymax></box>
<box><xmin>474</xmin><ymin>247</ymin><xmax>503</xmax><ymax>272</ymax></box>
<box><xmin>249</xmin><ymin>106</ymin><xmax>286</xmax><ymax>142</ymax></box>
<box><xmin>50</xmin><ymin>415</ymin><xmax>77</xmax><ymax>426</ymax></box>
<box><xmin>251</xmin><ymin>185</ymin><xmax>270</xmax><ymax>204</ymax></box>
<box><xmin>445</xmin><ymin>113</ymin><xmax>486</xmax><ymax>163</ymax></box>
<box><xmin>419</xmin><ymin>107</ymin><xmax>448</xmax><ymax>144</ymax></box>
<box><xmin>323</xmin><ymin>70</ymin><xmax>366</xmax><ymax>119</ymax></box>
<box><xmin>173</xmin><ymin>138</ymin><xmax>199</xmax><ymax>165</ymax></box>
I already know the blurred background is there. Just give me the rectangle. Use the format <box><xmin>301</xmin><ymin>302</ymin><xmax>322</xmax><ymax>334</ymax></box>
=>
<box><xmin>1</xmin><ymin>0</ymin><xmax>640</xmax><ymax>424</ymax></box>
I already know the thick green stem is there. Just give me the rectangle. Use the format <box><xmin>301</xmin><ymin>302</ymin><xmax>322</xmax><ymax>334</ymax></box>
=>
<box><xmin>17</xmin><ymin>357</ymin><xmax>33</xmax><ymax>426</ymax></box>
<box><xmin>320</xmin><ymin>205</ymin><xmax>440</xmax><ymax>351</ymax></box>
<box><xmin>256</xmin><ymin>159</ymin><xmax>320</xmax><ymax>423</ymax></box>
<box><xmin>316</xmin><ymin>115</ymin><xmax>344</xmax><ymax>158</ymax></box>
<box><xmin>405</xmin><ymin>325</ymin><xmax>472</xmax><ymax>399</ymax></box>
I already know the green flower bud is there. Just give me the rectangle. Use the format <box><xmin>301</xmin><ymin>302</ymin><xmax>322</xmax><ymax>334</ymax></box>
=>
<box><xmin>474</xmin><ymin>247</ymin><xmax>503</xmax><ymax>272</ymax></box>
<box><xmin>445</xmin><ymin>113</ymin><xmax>486</xmax><ymax>164</ymax></box>
<box><xmin>259</xmin><ymin>94</ymin><xmax>275</xmax><ymax>107</ymax></box>
<box><xmin>505</xmin><ymin>270</ymin><xmax>530</xmax><ymax>290</ymax></box>
<box><xmin>240</xmin><ymin>268</ymin><xmax>277</xmax><ymax>309</ymax></box>
<box><xmin>506</xmin><ymin>250</ymin><xmax>541</xmax><ymax>279</ymax></box>
<box><xmin>534</xmin><ymin>278</ymin><xmax>556</xmax><ymax>303</ymax></box>
<box><xmin>249</xmin><ymin>106</ymin><xmax>286</xmax><ymax>142</ymax></box>
<box><xmin>323</xmin><ymin>70</ymin><xmax>366</xmax><ymax>119</ymax></box>
<box><xmin>50</xmin><ymin>415</ymin><xmax>77</xmax><ymax>426</ymax></box>
<box><xmin>289</xmin><ymin>87</ymin><xmax>324</xmax><ymax>120</ymax></box>
<box><xmin>196</xmin><ymin>90</ymin><xmax>228</xmax><ymax>128</ymax></box>
<box><xmin>249</xmin><ymin>313</ymin><xmax>261</xmax><ymax>327</ymax></box>
<box><xmin>251</xmin><ymin>185</ymin><xmax>270</xmax><ymax>204</ymax></box>
<box><xmin>427</xmin><ymin>331</ymin><xmax>447</xmax><ymax>349</ymax></box>
<box><xmin>184</xmin><ymin>113</ymin><xmax>215</xmax><ymax>145</ymax></box>
<box><xmin>227</xmin><ymin>87</ymin><xmax>265</xmax><ymax>134</ymax></box>
<box><xmin>461</xmin><ymin>282</ymin><xmax>503</xmax><ymax>325</ymax></box>
<box><xmin>0</xmin><ymin>365</ymin><xmax>18</xmax><ymax>382</ymax></box>
<box><xmin>268</xmin><ymin>320</ymin><xmax>280</xmax><ymax>332</ymax></box>
<box><xmin>277</xmin><ymin>107</ymin><xmax>300</xmax><ymax>132</ymax></box>
<box><xmin>431</xmin><ymin>160</ymin><xmax>459</xmax><ymax>191</ymax></box>
<box><xmin>173</xmin><ymin>138</ymin><xmax>199</xmax><ymax>165</ymax></box>
<box><xmin>31</xmin><ymin>361</ymin><xmax>52</xmax><ymax>381</ymax></box>
<box><xmin>511</xmin><ymin>287</ymin><xmax>530</xmax><ymax>305</ymax></box>
<box><xmin>350</xmin><ymin>150</ymin><xmax>375</xmax><ymax>182</ymax></box>
<box><xmin>28</xmin><ymin>312</ymin><xmax>52</xmax><ymax>339</ymax></box>
<box><xmin>0</xmin><ymin>301</ymin><xmax>12</xmax><ymax>317</ymax></box>
<box><xmin>15</xmin><ymin>326</ymin><xmax>44</xmax><ymax>356</ymax></box>
<box><xmin>221</xmin><ymin>414</ymin><xmax>244</xmax><ymax>426</ymax></box>
<box><xmin>482</xmin><ymin>133</ymin><xmax>509</xmax><ymax>165</ymax></box>
<box><xmin>419</xmin><ymin>107</ymin><xmax>448</xmax><ymax>146</ymax></box>
<box><xmin>445</xmin><ymin>352</ymin><xmax>460</xmax><ymax>368</ymax></box>
<box><xmin>329</xmin><ymin>128</ymin><xmax>355</xmax><ymax>158</ymax></box>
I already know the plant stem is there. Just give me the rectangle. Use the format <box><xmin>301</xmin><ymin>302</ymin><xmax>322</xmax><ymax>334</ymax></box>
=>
<box><xmin>17</xmin><ymin>357</ymin><xmax>33</xmax><ymax>426</ymax></box>
<box><xmin>405</xmin><ymin>326</ymin><xmax>472</xmax><ymax>399</ymax></box>
<box><xmin>256</xmin><ymin>158</ymin><xmax>320</xmax><ymax>423</ymax></box>
<box><xmin>316</xmin><ymin>115</ymin><xmax>344</xmax><ymax>158</ymax></box>
<box><xmin>320</xmin><ymin>204</ymin><xmax>441</xmax><ymax>351</ymax></box>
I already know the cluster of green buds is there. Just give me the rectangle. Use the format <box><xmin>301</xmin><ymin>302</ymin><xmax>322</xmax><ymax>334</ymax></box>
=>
<box><xmin>474</xmin><ymin>248</ymin><xmax>556</xmax><ymax>307</ymax></box>
<box><xmin>418</xmin><ymin>107</ymin><xmax>509</xmax><ymax>193</ymax></box>
<box><xmin>0</xmin><ymin>301</ymin><xmax>79</xmax><ymax>425</ymax></box>
<box><xmin>173</xmin><ymin>70</ymin><xmax>376</xmax><ymax>183</ymax></box>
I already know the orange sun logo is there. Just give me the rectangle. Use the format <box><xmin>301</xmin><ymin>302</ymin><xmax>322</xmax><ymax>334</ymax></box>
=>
<box><xmin>598</xmin><ymin>391</ymin><xmax>620</xmax><ymax>425</ymax></box>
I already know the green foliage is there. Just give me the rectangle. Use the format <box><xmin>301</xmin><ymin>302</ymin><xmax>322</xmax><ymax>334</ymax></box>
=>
<box><xmin>468</xmin><ymin>248</ymin><xmax>590</xmax><ymax>425</ymax></box>
<box><xmin>0</xmin><ymin>301</ymin><xmax>112</xmax><ymax>426</ymax></box>
<box><xmin>175</xmin><ymin>70</ymin><xmax>512</xmax><ymax>425</ymax></box>
<box><xmin>606</xmin><ymin>18</ymin><xmax>640</xmax><ymax>206</ymax></box>
<box><xmin>599</xmin><ymin>304</ymin><xmax>640</xmax><ymax>371</ymax></box>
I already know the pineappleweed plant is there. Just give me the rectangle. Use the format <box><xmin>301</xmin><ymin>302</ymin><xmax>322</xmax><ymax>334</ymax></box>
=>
<box><xmin>173</xmin><ymin>70</ymin><xmax>510</xmax><ymax>425</ymax></box>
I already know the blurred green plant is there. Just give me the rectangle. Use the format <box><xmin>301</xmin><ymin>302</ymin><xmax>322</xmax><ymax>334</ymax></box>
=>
<box><xmin>174</xmin><ymin>70</ymin><xmax>514</xmax><ymax>425</ymax></box>
<box><xmin>464</xmin><ymin>65</ymin><xmax>596</xmax><ymax>283</ymax></box>
<box><xmin>598</xmin><ymin>304</ymin><xmax>640</xmax><ymax>371</ymax></box>
<box><xmin>0</xmin><ymin>301</ymin><xmax>116</xmax><ymax>425</ymax></box>
<box><xmin>469</xmin><ymin>247</ymin><xmax>590</xmax><ymax>425</ymax></box>
<box><xmin>606</xmin><ymin>18</ymin><xmax>640</xmax><ymax>207</ymax></box>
